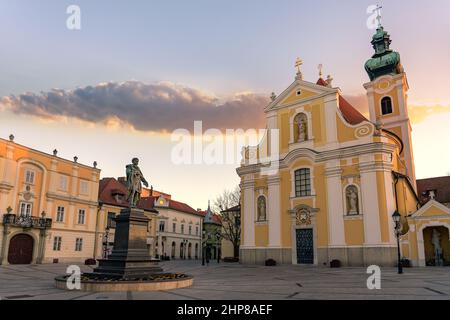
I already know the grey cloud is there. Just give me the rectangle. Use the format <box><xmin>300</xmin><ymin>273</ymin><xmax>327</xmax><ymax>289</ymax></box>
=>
<box><xmin>1</xmin><ymin>81</ymin><xmax>269</xmax><ymax>132</ymax></box>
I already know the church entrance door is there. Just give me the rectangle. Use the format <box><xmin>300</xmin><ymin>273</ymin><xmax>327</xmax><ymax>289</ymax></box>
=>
<box><xmin>296</xmin><ymin>229</ymin><xmax>314</xmax><ymax>264</ymax></box>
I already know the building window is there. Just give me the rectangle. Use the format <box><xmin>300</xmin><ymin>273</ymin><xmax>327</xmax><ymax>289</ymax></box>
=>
<box><xmin>381</xmin><ymin>97</ymin><xmax>393</xmax><ymax>115</ymax></box>
<box><xmin>25</xmin><ymin>170</ymin><xmax>35</xmax><ymax>184</ymax></box>
<box><xmin>173</xmin><ymin>223</ymin><xmax>176</xmax><ymax>233</ymax></box>
<box><xmin>75</xmin><ymin>238</ymin><xmax>83</xmax><ymax>252</ymax></box>
<box><xmin>78</xmin><ymin>209</ymin><xmax>86</xmax><ymax>224</ymax></box>
<box><xmin>295</xmin><ymin>168</ymin><xmax>312</xmax><ymax>197</ymax></box>
<box><xmin>189</xmin><ymin>225</ymin><xmax>192</xmax><ymax>235</ymax></box>
<box><xmin>159</xmin><ymin>221</ymin><xmax>165</xmax><ymax>232</ymax></box>
<box><xmin>196</xmin><ymin>226</ymin><xmax>199</xmax><ymax>236</ymax></box>
<box><xmin>107</xmin><ymin>212</ymin><xmax>116</xmax><ymax>229</ymax></box>
<box><xmin>56</xmin><ymin>206</ymin><xmax>65</xmax><ymax>222</ymax></box>
<box><xmin>80</xmin><ymin>181</ymin><xmax>89</xmax><ymax>195</ymax></box>
<box><xmin>19</xmin><ymin>202</ymin><xmax>32</xmax><ymax>217</ymax></box>
<box><xmin>181</xmin><ymin>224</ymin><xmax>185</xmax><ymax>234</ymax></box>
<box><xmin>59</xmin><ymin>175</ymin><xmax>68</xmax><ymax>191</ymax></box>
<box><xmin>53</xmin><ymin>236</ymin><xmax>62</xmax><ymax>251</ymax></box>
<box><xmin>257</xmin><ymin>196</ymin><xmax>267</xmax><ymax>221</ymax></box>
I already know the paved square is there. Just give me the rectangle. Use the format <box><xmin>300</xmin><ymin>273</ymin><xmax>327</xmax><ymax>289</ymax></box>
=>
<box><xmin>0</xmin><ymin>261</ymin><xmax>449</xmax><ymax>300</ymax></box>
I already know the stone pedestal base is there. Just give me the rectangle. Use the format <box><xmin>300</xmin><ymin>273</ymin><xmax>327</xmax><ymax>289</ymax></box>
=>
<box><xmin>94</xmin><ymin>207</ymin><xmax>163</xmax><ymax>278</ymax></box>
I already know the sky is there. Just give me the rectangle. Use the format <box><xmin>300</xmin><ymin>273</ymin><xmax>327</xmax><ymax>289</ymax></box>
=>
<box><xmin>1</xmin><ymin>0</ymin><xmax>450</xmax><ymax>209</ymax></box>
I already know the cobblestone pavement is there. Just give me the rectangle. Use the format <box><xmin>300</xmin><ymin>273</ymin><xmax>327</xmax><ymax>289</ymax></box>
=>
<box><xmin>0</xmin><ymin>260</ymin><xmax>449</xmax><ymax>300</ymax></box>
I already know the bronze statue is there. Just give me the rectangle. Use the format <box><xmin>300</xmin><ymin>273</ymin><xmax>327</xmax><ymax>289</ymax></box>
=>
<box><xmin>126</xmin><ymin>158</ymin><xmax>149</xmax><ymax>208</ymax></box>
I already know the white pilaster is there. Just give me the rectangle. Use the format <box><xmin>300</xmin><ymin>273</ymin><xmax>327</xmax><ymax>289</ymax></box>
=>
<box><xmin>324</xmin><ymin>94</ymin><xmax>339</xmax><ymax>145</ymax></box>
<box><xmin>267</xmin><ymin>176</ymin><xmax>281</xmax><ymax>247</ymax></box>
<box><xmin>360</xmin><ymin>157</ymin><xmax>382</xmax><ymax>245</ymax></box>
<box><xmin>241</xmin><ymin>179</ymin><xmax>255</xmax><ymax>248</ymax></box>
<box><xmin>325</xmin><ymin>161</ymin><xmax>346</xmax><ymax>246</ymax></box>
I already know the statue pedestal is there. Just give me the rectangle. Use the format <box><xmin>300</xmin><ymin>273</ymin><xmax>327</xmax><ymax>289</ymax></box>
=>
<box><xmin>94</xmin><ymin>208</ymin><xmax>162</xmax><ymax>278</ymax></box>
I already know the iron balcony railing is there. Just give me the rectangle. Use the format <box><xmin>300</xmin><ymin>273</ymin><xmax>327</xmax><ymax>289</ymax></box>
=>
<box><xmin>2</xmin><ymin>214</ymin><xmax>52</xmax><ymax>229</ymax></box>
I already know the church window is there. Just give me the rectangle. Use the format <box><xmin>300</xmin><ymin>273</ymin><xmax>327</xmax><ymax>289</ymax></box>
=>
<box><xmin>345</xmin><ymin>185</ymin><xmax>360</xmax><ymax>215</ymax></box>
<box><xmin>295</xmin><ymin>169</ymin><xmax>311</xmax><ymax>197</ymax></box>
<box><xmin>294</xmin><ymin>113</ymin><xmax>308</xmax><ymax>142</ymax></box>
<box><xmin>381</xmin><ymin>97</ymin><xmax>393</xmax><ymax>115</ymax></box>
<box><xmin>257</xmin><ymin>196</ymin><xmax>266</xmax><ymax>221</ymax></box>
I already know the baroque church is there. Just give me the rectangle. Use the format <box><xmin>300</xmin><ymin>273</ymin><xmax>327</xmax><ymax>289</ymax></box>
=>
<box><xmin>237</xmin><ymin>23</ymin><xmax>450</xmax><ymax>267</ymax></box>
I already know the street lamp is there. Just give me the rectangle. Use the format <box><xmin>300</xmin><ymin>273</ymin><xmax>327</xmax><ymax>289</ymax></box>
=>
<box><xmin>202</xmin><ymin>230</ymin><xmax>206</xmax><ymax>266</ymax></box>
<box><xmin>216</xmin><ymin>232</ymin><xmax>222</xmax><ymax>264</ymax></box>
<box><xmin>392</xmin><ymin>211</ymin><xmax>403</xmax><ymax>274</ymax></box>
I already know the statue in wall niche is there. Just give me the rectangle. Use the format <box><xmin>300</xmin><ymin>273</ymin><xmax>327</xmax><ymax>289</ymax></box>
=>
<box><xmin>296</xmin><ymin>113</ymin><xmax>308</xmax><ymax>142</ymax></box>
<box><xmin>257</xmin><ymin>196</ymin><xmax>266</xmax><ymax>221</ymax></box>
<box><xmin>346</xmin><ymin>186</ymin><xmax>359</xmax><ymax>215</ymax></box>
<box><xmin>432</xmin><ymin>229</ymin><xmax>444</xmax><ymax>266</ymax></box>
<box><xmin>126</xmin><ymin>158</ymin><xmax>149</xmax><ymax>208</ymax></box>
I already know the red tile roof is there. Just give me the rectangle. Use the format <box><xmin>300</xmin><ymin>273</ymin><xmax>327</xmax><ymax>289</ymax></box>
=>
<box><xmin>316</xmin><ymin>78</ymin><xmax>329</xmax><ymax>87</ymax></box>
<box><xmin>338</xmin><ymin>96</ymin><xmax>368</xmax><ymax>125</ymax></box>
<box><xmin>417</xmin><ymin>176</ymin><xmax>450</xmax><ymax>205</ymax></box>
<box><xmin>316</xmin><ymin>77</ymin><xmax>368</xmax><ymax>125</ymax></box>
<box><xmin>167</xmin><ymin>199</ymin><xmax>204</xmax><ymax>216</ymax></box>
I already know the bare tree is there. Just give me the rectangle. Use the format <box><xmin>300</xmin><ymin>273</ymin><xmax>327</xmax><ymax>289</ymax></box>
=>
<box><xmin>213</xmin><ymin>187</ymin><xmax>241</xmax><ymax>258</ymax></box>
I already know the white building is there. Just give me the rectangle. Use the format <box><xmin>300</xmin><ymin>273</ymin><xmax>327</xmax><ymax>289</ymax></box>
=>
<box><xmin>153</xmin><ymin>196</ymin><xmax>204</xmax><ymax>260</ymax></box>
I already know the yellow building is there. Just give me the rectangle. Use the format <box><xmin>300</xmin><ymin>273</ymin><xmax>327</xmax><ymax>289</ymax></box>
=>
<box><xmin>237</xmin><ymin>24</ymin><xmax>450</xmax><ymax>267</ymax></box>
<box><xmin>0</xmin><ymin>135</ymin><xmax>100</xmax><ymax>264</ymax></box>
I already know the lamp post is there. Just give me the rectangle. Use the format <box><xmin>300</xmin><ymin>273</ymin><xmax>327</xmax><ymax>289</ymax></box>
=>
<box><xmin>103</xmin><ymin>227</ymin><xmax>110</xmax><ymax>259</ymax></box>
<box><xmin>202</xmin><ymin>230</ymin><xmax>206</xmax><ymax>266</ymax></box>
<box><xmin>392</xmin><ymin>211</ymin><xmax>403</xmax><ymax>274</ymax></box>
<box><xmin>216</xmin><ymin>232</ymin><xmax>222</xmax><ymax>264</ymax></box>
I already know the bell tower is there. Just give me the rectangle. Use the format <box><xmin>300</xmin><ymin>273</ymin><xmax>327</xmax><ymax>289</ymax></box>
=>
<box><xmin>363</xmin><ymin>23</ymin><xmax>416</xmax><ymax>189</ymax></box>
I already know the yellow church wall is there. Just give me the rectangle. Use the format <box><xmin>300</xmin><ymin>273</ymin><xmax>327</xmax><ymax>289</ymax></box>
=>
<box><xmin>281</xmin><ymin>88</ymin><xmax>317</xmax><ymax>105</ymax></box>
<box><xmin>344</xmin><ymin>220</ymin><xmax>365</xmax><ymax>245</ymax></box>
<box><xmin>405</xmin><ymin>226</ymin><xmax>418</xmax><ymax>261</ymax></box>
<box><xmin>254</xmin><ymin>224</ymin><xmax>269</xmax><ymax>247</ymax></box>
<box><xmin>279</xmin><ymin>110</ymin><xmax>290</xmax><ymax>154</ymax></box>
<box><xmin>336</xmin><ymin>115</ymin><xmax>358</xmax><ymax>143</ymax></box>
<box><xmin>312</xmin><ymin>102</ymin><xmax>325</xmax><ymax>146</ymax></box>
<box><xmin>419</xmin><ymin>205</ymin><xmax>448</xmax><ymax>217</ymax></box>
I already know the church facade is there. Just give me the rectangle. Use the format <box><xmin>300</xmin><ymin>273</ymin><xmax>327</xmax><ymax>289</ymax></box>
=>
<box><xmin>237</xmin><ymin>24</ymin><xmax>450</xmax><ymax>267</ymax></box>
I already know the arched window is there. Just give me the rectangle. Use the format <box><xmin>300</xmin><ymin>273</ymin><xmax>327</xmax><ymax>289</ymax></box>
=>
<box><xmin>257</xmin><ymin>196</ymin><xmax>266</xmax><ymax>221</ymax></box>
<box><xmin>381</xmin><ymin>97</ymin><xmax>393</xmax><ymax>115</ymax></box>
<box><xmin>295</xmin><ymin>168</ymin><xmax>311</xmax><ymax>197</ymax></box>
<box><xmin>294</xmin><ymin>113</ymin><xmax>308</xmax><ymax>142</ymax></box>
<box><xmin>345</xmin><ymin>185</ymin><xmax>360</xmax><ymax>215</ymax></box>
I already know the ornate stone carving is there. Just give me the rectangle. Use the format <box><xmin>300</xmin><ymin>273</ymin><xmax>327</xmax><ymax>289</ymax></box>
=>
<box><xmin>296</xmin><ymin>208</ymin><xmax>311</xmax><ymax>226</ymax></box>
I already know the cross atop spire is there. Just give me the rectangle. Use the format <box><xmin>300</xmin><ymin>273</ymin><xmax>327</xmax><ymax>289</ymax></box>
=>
<box><xmin>295</xmin><ymin>57</ymin><xmax>303</xmax><ymax>80</ymax></box>
<box><xmin>318</xmin><ymin>64</ymin><xmax>323</xmax><ymax>78</ymax></box>
<box><xmin>373</xmin><ymin>4</ymin><xmax>383</xmax><ymax>28</ymax></box>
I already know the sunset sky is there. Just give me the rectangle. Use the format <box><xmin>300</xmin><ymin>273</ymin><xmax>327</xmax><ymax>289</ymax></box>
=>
<box><xmin>1</xmin><ymin>0</ymin><xmax>449</xmax><ymax>209</ymax></box>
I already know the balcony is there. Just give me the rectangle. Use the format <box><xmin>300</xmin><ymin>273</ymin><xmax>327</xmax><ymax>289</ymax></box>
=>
<box><xmin>2</xmin><ymin>214</ymin><xmax>52</xmax><ymax>229</ymax></box>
